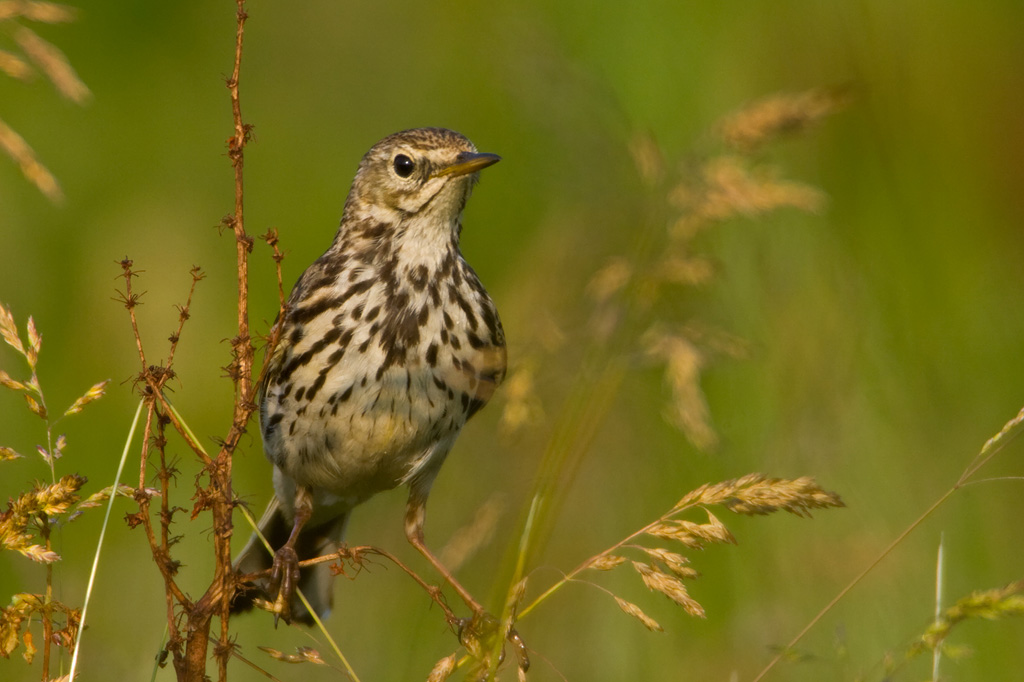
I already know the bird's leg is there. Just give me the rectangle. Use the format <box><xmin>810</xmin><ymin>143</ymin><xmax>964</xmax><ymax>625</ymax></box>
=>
<box><xmin>406</xmin><ymin>491</ymin><xmax>532</xmax><ymax>672</ymax></box>
<box><xmin>404</xmin><ymin>490</ymin><xmax>484</xmax><ymax>616</ymax></box>
<box><xmin>269</xmin><ymin>485</ymin><xmax>313</xmax><ymax>624</ymax></box>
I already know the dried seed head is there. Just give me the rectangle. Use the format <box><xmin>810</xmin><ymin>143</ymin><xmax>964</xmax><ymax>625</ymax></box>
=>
<box><xmin>0</xmin><ymin>2</ymin><xmax>79</xmax><ymax>22</ymax></box>
<box><xmin>0</xmin><ymin>117</ymin><xmax>63</xmax><ymax>200</ymax></box>
<box><xmin>629</xmin><ymin>131</ymin><xmax>665</xmax><ymax>185</ymax></box>
<box><xmin>716</xmin><ymin>87</ymin><xmax>852</xmax><ymax>152</ymax></box>
<box><xmin>699</xmin><ymin>510</ymin><xmax>737</xmax><ymax>545</ymax></box>
<box><xmin>675</xmin><ymin>473</ymin><xmax>843</xmax><ymax>517</ymax></box>
<box><xmin>613</xmin><ymin>596</ymin><xmax>663</xmax><ymax>632</ymax></box>
<box><xmin>587</xmin><ymin>554</ymin><xmax>629</xmax><ymax>571</ymax></box>
<box><xmin>587</xmin><ymin>257</ymin><xmax>633</xmax><ymax>304</ymax></box>
<box><xmin>640</xmin><ymin>547</ymin><xmax>699</xmax><ymax>580</ymax></box>
<box><xmin>64</xmin><ymin>379</ymin><xmax>110</xmax><ymax>417</ymax></box>
<box><xmin>426</xmin><ymin>653</ymin><xmax>457</xmax><ymax>681</ymax></box>
<box><xmin>671</xmin><ymin>156</ymin><xmax>826</xmax><ymax>230</ymax></box>
<box><xmin>31</xmin><ymin>474</ymin><xmax>86</xmax><ymax>516</ymax></box>
<box><xmin>0</xmin><ymin>302</ymin><xmax>25</xmax><ymax>354</ymax></box>
<box><xmin>75</xmin><ymin>484</ymin><xmax>136</xmax><ymax>511</ymax></box>
<box><xmin>654</xmin><ymin>253</ymin><xmax>716</xmax><ymax>288</ymax></box>
<box><xmin>0</xmin><ymin>369</ymin><xmax>26</xmax><ymax>391</ymax></box>
<box><xmin>633</xmin><ymin>561</ymin><xmax>706</xmax><ymax>618</ymax></box>
<box><xmin>24</xmin><ymin>393</ymin><xmax>46</xmax><ymax>419</ymax></box>
<box><xmin>646</xmin><ymin>521</ymin><xmax>706</xmax><ymax>549</ymax></box>
<box><xmin>25</xmin><ymin>316</ymin><xmax>40</xmax><ymax>368</ymax></box>
<box><xmin>20</xmin><ymin>544</ymin><xmax>61</xmax><ymax>563</ymax></box>
<box><xmin>0</xmin><ymin>49</ymin><xmax>32</xmax><ymax>80</ymax></box>
<box><xmin>724</xmin><ymin>475</ymin><xmax>845</xmax><ymax>517</ymax></box>
<box><xmin>13</xmin><ymin>26</ymin><xmax>90</xmax><ymax>104</ymax></box>
<box><xmin>643</xmin><ymin>329</ymin><xmax>717</xmax><ymax>451</ymax></box>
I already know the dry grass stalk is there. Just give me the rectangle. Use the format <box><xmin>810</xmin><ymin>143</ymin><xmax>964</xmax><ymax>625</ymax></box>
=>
<box><xmin>674</xmin><ymin>472</ymin><xmax>844</xmax><ymax>516</ymax></box>
<box><xmin>725</xmin><ymin>474</ymin><xmax>845</xmax><ymax>517</ymax></box>
<box><xmin>653</xmin><ymin>252</ymin><xmax>715</xmax><ymax>287</ymax></box>
<box><xmin>669</xmin><ymin>156</ymin><xmax>826</xmax><ymax>239</ymax></box>
<box><xmin>498</xmin><ymin>92</ymin><xmax>846</xmax><ymax>674</ymax></box>
<box><xmin>517</xmin><ymin>474</ymin><xmax>842</xmax><ymax>637</ymax></box>
<box><xmin>0</xmin><ymin>1</ymin><xmax>78</xmax><ymax>23</ymax></box>
<box><xmin>13</xmin><ymin>25</ymin><xmax>89</xmax><ymax>103</ymax></box>
<box><xmin>716</xmin><ymin>87</ymin><xmax>852</xmax><ymax>152</ymax></box>
<box><xmin>0</xmin><ymin>301</ymin><xmax>110</xmax><ymax>473</ymax></box>
<box><xmin>609</xmin><ymin>89</ymin><xmax>842</xmax><ymax>453</ymax></box>
<box><xmin>0</xmin><ymin>116</ymin><xmax>62</xmax><ymax>200</ymax></box>
<box><xmin>628</xmin><ymin>131</ymin><xmax>666</xmax><ymax>186</ymax></box>
<box><xmin>0</xmin><ymin>303</ymin><xmax>109</xmax><ymax>675</ymax></box>
<box><xmin>643</xmin><ymin>330</ymin><xmax>717</xmax><ymax>451</ymax></box>
<box><xmin>0</xmin><ymin>48</ymin><xmax>32</xmax><ymax>79</ymax></box>
<box><xmin>586</xmin><ymin>257</ymin><xmax>633</xmax><ymax>304</ymax></box>
<box><xmin>1</xmin><ymin>3</ymin><xmax>89</xmax><ymax>201</ymax></box>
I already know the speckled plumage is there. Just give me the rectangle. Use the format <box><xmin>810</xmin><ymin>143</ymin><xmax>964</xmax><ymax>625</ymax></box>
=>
<box><xmin>233</xmin><ymin>128</ymin><xmax>505</xmax><ymax>622</ymax></box>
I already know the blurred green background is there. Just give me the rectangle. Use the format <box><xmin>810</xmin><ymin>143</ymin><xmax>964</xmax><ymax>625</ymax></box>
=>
<box><xmin>2</xmin><ymin>1</ymin><xmax>1023</xmax><ymax>680</ymax></box>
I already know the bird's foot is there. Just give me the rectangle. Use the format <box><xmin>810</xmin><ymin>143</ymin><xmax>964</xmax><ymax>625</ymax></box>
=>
<box><xmin>268</xmin><ymin>544</ymin><xmax>300</xmax><ymax>625</ymax></box>
<box><xmin>457</xmin><ymin>612</ymin><xmax>530</xmax><ymax>675</ymax></box>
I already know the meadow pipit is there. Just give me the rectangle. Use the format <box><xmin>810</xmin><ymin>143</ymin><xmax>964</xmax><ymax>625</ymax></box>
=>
<box><xmin>233</xmin><ymin>128</ymin><xmax>505</xmax><ymax>623</ymax></box>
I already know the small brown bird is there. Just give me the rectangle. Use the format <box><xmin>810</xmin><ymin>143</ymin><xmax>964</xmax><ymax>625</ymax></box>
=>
<box><xmin>233</xmin><ymin>128</ymin><xmax>505</xmax><ymax>623</ymax></box>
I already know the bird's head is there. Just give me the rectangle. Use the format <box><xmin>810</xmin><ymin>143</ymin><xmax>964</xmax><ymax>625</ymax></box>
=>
<box><xmin>345</xmin><ymin>127</ymin><xmax>500</xmax><ymax>227</ymax></box>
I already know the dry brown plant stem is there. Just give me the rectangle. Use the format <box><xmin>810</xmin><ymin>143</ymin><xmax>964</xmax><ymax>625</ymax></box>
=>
<box><xmin>517</xmin><ymin>506</ymin><xmax>687</xmax><ymax>621</ymax></box>
<box><xmin>120</xmin><ymin>263</ymin><xmax>201</xmax><ymax>656</ymax></box>
<box><xmin>205</xmin><ymin>4</ymin><xmax>255</xmax><ymax>680</ymax></box>
<box><xmin>285</xmin><ymin>545</ymin><xmax>464</xmax><ymax>626</ymax></box>
<box><xmin>115</xmin><ymin>3</ymin><xmax>272</xmax><ymax>680</ymax></box>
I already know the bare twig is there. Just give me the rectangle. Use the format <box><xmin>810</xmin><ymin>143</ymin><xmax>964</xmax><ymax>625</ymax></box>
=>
<box><xmin>166</xmin><ymin>266</ymin><xmax>205</xmax><ymax>371</ymax></box>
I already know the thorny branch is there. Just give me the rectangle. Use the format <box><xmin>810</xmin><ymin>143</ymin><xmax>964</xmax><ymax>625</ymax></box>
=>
<box><xmin>117</xmin><ymin>261</ymin><xmax>194</xmax><ymax>662</ymax></box>
<box><xmin>114</xmin><ymin>3</ymin><xmax>284</xmax><ymax>680</ymax></box>
<box><xmin>209</xmin><ymin>4</ymin><xmax>256</xmax><ymax>679</ymax></box>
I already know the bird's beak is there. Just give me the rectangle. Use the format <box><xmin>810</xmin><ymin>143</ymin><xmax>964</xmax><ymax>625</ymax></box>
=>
<box><xmin>433</xmin><ymin>151</ymin><xmax>501</xmax><ymax>178</ymax></box>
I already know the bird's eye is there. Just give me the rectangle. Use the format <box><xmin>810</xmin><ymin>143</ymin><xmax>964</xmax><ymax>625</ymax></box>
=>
<box><xmin>393</xmin><ymin>154</ymin><xmax>415</xmax><ymax>178</ymax></box>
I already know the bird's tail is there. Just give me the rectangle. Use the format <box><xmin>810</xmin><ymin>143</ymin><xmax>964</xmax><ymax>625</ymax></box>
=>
<box><xmin>231</xmin><ymin>495</ymin><xmax>348</xmax><ymax>624</ymax></box>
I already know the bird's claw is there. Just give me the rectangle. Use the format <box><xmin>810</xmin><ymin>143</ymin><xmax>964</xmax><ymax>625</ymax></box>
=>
<box><xmin>508</xmin><ymin>628</ymin><xmax>530</xmax><ymax>673</ymax></box>
<box><xmin>269</xmin><ymin>544</ymin><xmax>300</xmax><ymax>625</ymax></box>
<box><xmin>456</xmin><ymin>612</ymin><xmax>530</xmax><ymax>674</ymax></box>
